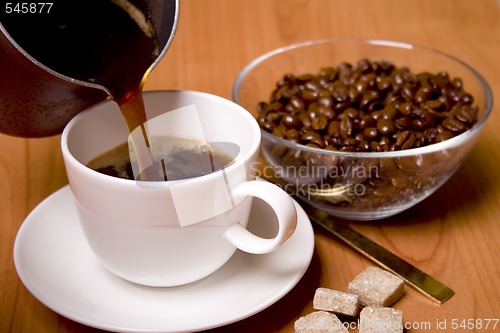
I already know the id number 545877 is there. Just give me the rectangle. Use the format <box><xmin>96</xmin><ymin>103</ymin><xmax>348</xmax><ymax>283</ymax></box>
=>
<box><xmin>5</xmin><ymin>3</ymin><xmax>53</xmax><ymax>14</ymax></box>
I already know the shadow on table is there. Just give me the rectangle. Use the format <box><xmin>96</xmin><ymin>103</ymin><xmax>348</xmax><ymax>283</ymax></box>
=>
<box><xmin>205</xmin><ymin>248</ymin><xmax>322</xmax><ymax>333</ymax></box>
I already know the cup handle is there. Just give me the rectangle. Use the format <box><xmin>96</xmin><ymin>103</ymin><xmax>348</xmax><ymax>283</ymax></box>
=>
<box><xmin>224</xmin><ymin>180</ymin><xmax>297</xmax><ymax>254</ymax></box>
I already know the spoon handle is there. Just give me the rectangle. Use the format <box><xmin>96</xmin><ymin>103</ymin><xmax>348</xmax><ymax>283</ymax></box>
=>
<box><xmin>301</xmin><ymin>201</ymin><xmax>455</xmax><ymax>304</ymax></box>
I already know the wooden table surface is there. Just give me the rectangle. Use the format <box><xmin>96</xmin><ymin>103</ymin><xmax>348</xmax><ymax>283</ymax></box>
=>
<box><xmin>1</xmin><ymin>0</ymin><xmax>499</xmax><ymax>332</ymax></box>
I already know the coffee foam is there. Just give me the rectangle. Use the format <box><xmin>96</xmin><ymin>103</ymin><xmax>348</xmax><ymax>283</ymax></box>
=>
<box><xmin>86</xmin><ymin>141</ymin><xmax>131</xmax><ymax>179</ymax></box>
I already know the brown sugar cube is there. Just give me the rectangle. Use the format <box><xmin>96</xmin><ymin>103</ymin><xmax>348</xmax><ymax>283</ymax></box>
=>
<box><xmin>294</xmin><ymin>311</ymin><xmax>349</xmax><ymax>333</ymax></box>
<box><xmin>347</xmin><ymin>267</ymin><xmax>405</xmax><ymax>307</ymax></box>
<box><xmin>359</xmin><ymin>306</ymin><xmax>403</xmax><ymax>333</ymax></box>
<box><xmin>313</xmin><ymin>288</ymin><xmax>360</xmax><ymax>316</ymax></box>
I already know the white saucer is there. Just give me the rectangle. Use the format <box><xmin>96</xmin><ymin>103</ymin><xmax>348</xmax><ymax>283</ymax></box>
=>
<box><xmin>14</xmin><ymin>186</ymin><xmax>314</xmax><ymax>333</ymax></box>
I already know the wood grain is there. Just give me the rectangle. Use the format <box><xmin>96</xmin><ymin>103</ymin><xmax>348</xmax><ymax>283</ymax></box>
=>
<box><xmin>1</xmin><ymin>0</ymin><xmax>499</xmax><ymax>332</ymax></box>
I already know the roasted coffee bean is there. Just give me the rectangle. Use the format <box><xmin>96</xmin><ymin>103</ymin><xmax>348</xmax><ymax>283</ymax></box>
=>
<box><xmin>305</xmin><ymin>80</ymin><xmax>321</xmax><ymax>91</ymax></box>
<box><xmin>381</xmin><ymin>103</ymin><xmax>398</xmax><ymax>120</ymax></box>
<box><xmin>414</xmin><ymin>88</ymin><xmax>431</xmax><ymax>104</ymax></box>
<box><xmin>423</xmin><ymin>127</ymin><xmax>439</xmax><ymax>142</ymax></box>
<box><xmin>340</xmin><ymin>117</ymin><xmax>354</xmax><ymax>139</ymax></box>
<box><xmin>377</xmin><ymin>118</ymin><xmax>395</xmax><ymax>135</ymax></box>
<box><xmin>452</xmin><ymin>103</ymin><xmax>477</xmax><ymax>124</ymax></box>
<box><xmin>256</xmin><ymin>58</ymin><xmax>479</xmax><ymax>153</ymax></box>
<box><xmin>398</xmin><ymin>101</ymin><xmax>413</xmax><ymax>116</ymax></box>
<box><xmin>370</xmin><ymin>141</ymin><xmax>383</xmax><ymax>152</ymax></box>
<box><xmin>311</xmin><ymin>115</ymin><xmax>328</xmax><ymax>131</ymax></box>
<box><xmin>363</xmin><ymin>127</ymin><xmax>378</xmax><ymax>141</ymax></box>
<box><xmin>318</xmin><ymin>105</ymin><xmax>336</xmax><ymax>119</ymax></box>
<box><xmin>379</xmin><ymin>135</ymin><xmax>391</xmax><ymax>147</ymax></box>
<box><xmin>422</xmin><ymin>99</ymin><xmax>444</xmax><ymax>111</ymax></box>
<box><xmin>285</xmin><ymin>128</ymin><xmax>300</xmax><ymax>142</ymax></box>
<box><xmin>442</xmin><ymin>117</ymin><xmax>467</xmax><ymax>133</ymax></box>
<box><xmin>359</xmin><ymin>115</ymin><xmax>376</xmax><ymax>130</ymax></box>
<box><xmin>289</xmin><ymin>95</ymin><xmax>305</xmax><ymax>110</ymax></box>
<box><xmin>301</xmin><ymin>130</ymin><xmax>324</xmax><ymax>147</ymax></box>
<box><xmin>282</xmin><ymin>114</ymin><xmax>301</xmax><ymax>128</ymax></box>
<box><xmin>411</xmin><ymin>118</ymin><xmax>426</xmax><ymax>131</ymax></box>
<box><xmin>340</xmin><ymin>107</ymin><xmax>359</xmax><ymax>119</ymax></box>
<box><xmin>358</xmin><ymin>141</ymin><xmax>370</xmax><ymax>151</ymax></box>
<box><xmin>394</xmin><ymin>130</ymin><xmax>410</xmax><ymax>148</ymax></box>
<box><xmin>377</xmin><ymin>77</ymin><xmax>392</xmax><ymax>92</ymax></box>
<box><xmin>257</xmin><ymin>102</ymin><xmax>268</xmax><ymax>113</ymax></box>
<box><xmin>354</xmin><ymin>132</ymin><xmax>364</xmax><ymax>142</ymax></box>
<box><xmin>260</xmin><ymin>121</ymin><xmax>274</xmax><ymax>132</ymax></box>
<box><xmin>298</xmin><ymin>113</ymin><xmax>312</xmax><ymax>127</ymax></box>
<box><xmin>394</xmin><ymin>117</ymin><xmax>411</xmax><ymax>130</ymax></box>
<box><xmin>435</xmin><ymin>130</ymin><xmax>454</xmax><ymax>142</ymax></box>
<box><xmin>327</xmin><ymin>120</ymin><xmax>341</xmax><ymax>137</ymax></box>
<box><xmin>401</xmin><ymin>132</ymin><xmax>417</xmax><ymax>150</ymax></box>
<box><xmin>317</xmin><ymin>95</ymin><xmax>334</xmax><ymax>108</ymax></box>
<box><xmin>300</xmin><ymin>89</ymin><xmax>319</xmax><ymax>101</ymax></box>
<box><xmin>264</xmin><ymin>110</ymin><xmax>281</xmax><ymax>123</ymax></box>
<box><xmin>414</xmin><ymin>132</ymin><xmax>426</xmax><ymax>148</ymax></box>
<box><xmin>271</xmin><ymin>124</ymin><xmax>287</xmax><ymax>137</ymax></box>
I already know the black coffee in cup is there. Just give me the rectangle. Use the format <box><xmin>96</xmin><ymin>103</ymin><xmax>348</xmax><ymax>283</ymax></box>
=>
<box><xmin>87</xmin><ymin>137</ymin><xmax>237</xmax><ymax>181</ymax></box>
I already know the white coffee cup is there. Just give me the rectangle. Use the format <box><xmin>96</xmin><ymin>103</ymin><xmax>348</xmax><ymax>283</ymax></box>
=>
<box><xmin>61</xmin><ymin>90</ymin><xmax>297</xmax><ymax>287</ymax></box>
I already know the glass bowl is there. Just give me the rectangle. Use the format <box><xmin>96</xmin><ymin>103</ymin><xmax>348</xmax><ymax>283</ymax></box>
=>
<box><xmin>232</xmin><ymin>39</ymin><xmax>493</xmax><ymax>220</ymax></box>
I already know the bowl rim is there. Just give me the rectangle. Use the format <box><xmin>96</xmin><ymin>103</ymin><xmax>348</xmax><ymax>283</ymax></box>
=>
<box><xmin>232</xmin><ymin>38</ymin><xmax>494</xmax><ymax>157</ymax></box>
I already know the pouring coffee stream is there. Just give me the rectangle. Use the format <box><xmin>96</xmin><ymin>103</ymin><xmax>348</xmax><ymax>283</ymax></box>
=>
<box><xmin>0</xmin><ymin>0</ymin><xmax>179</xmax><ymax>167</ymax></box>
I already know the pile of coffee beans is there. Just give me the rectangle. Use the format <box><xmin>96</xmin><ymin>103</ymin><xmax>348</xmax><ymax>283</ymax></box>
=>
<box><xmin>255</xmin><ymin>59</ymin><xmax>480</xmax><ymax>214</ymax></box>
<box><xmin>257</xmin><ymin>58</ymin><xmax>478</xmax><ymax>152</ymax></box>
